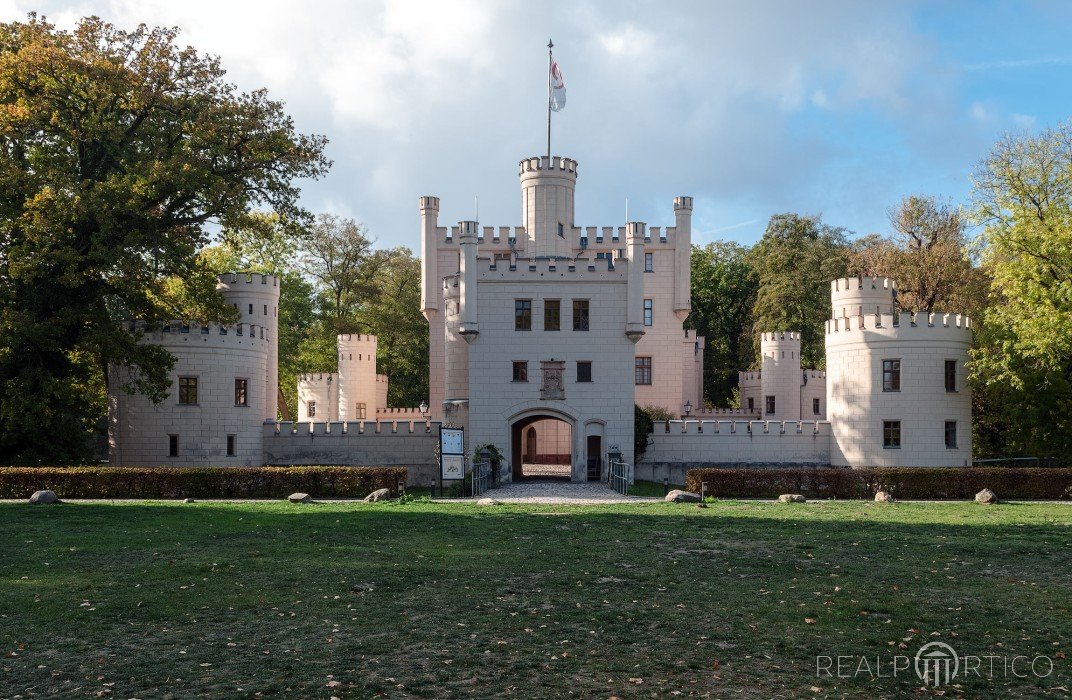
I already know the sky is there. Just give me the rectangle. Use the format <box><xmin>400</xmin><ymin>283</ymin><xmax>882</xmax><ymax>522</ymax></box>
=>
<box><xmin>5</xmin><ymin>0</ymin><xmax>1072</xmax><ymax>250</ymax></box>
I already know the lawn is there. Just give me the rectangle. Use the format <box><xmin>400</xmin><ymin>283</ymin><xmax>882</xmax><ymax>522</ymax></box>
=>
<box><xmin>1</xmin><ymin>499</ymin><xmax>1070</xmax><ymax>698</ymax></box>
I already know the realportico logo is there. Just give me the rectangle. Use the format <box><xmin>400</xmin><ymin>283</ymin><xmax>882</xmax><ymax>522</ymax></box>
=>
<box><xmin>816</xmin><ymin>640</ymin><xmax>1055</xmax><ymax>687</ymax></box>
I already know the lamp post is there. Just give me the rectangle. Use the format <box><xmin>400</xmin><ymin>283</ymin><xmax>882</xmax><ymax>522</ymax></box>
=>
<box><xmin>683</xmin><ymin>400</ymin><xmax>693</xmax><ymax>418</ymax></box>
<box><xmin>420</xmin><ymin>400</ymin><xmax>429</xmax><ymax>418</ymax></box>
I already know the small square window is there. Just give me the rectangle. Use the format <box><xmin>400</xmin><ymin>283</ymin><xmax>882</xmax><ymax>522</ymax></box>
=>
<box><xmin>635</xmin><ymin>357</ymin><xmax>652</xmax><ymax>385</ymax></box>
<box><xmin>168</xmin><ymin>434</ymin><xmax>179</xmax><ymax>457</ymax></box>
<box><xmin>226</xmin><ymin>434</ymin><xmax>236</xmax><ymax>457</ymax></box>
<box><xmin>945</xmin><ymin>421</ymin><xmax>957</xmax><ymax>449</ymax></box>
<box><xmin>765</xmin><ymin>395</ymin><xmax>776</xmax><ymax>415</ymax></box>
<box><xmin>512</xmin><ymin>361</ymin><xmax>528</xmax><ymax>382</ymax></box>
<box><xmin>356</xmin><ymin>403</ymin><xmax>367</xmax><ymax>419</ymax></box>
<box><xmin>644</xmin><ymin>252</ymin><xmax>653</xmax><ymax>272</ymax></box>
<box><xmin>178</xmin><ymin>377</ymin><xmax>198</xmax><ymax>405</ymax></box>
<box><xmin>813</xmin><ymin>397</ymin><xmax>821</xmax><ymax>415</ymax></box>
<box><xmin>544</xmin><ymin>300</ymin><xmax>560</xmax><ymax>331</ymax></box>
<box><xmin>234</xmin><ymin>378</ymin><xmax>248</xmax><ymax>406</ymax></box>
<box><xmin>308</xmin><ymin>401</ymin><xmax>316</xmax><ymax>418</ymax></box>
<box><xmin>515</xmin><ymin>300</ymin><xmax>532</xmax><ymax>331</ymax></box>
<box><xmin>882</xmin><ymin>359</ymin><xmax>901</xmax><ymax>392</ymax></box>
<box><xmin>577</xmin><ymin>361</ymin><xmax>592</xmax><ymax>383</ymax></box>
<box><xmin>573</xmin><ymin>300</ymin><xmax>590</xmax><ymax>331</ymax></box>
<box><xmin>945</xmin><ymin>360</ymin><xmax>957</xmax><ymax>392</ymax></box>
<box><xmin>643</xmin><ymin>299</ymin><xmax>653</xmax><ymax>327</ymax></box>
<box><xmin>883</xmin><ymin>420</ymin><xmax>902</xmax><ymax>448</ymax></box>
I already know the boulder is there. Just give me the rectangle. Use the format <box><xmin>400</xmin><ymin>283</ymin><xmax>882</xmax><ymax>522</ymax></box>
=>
<box><xmin>364</xmin><ymin>488</ymin><xmax>391</xmax><ymax>503</ymax></box>
<box><xmin>665</xmin><ymin>489</ymin><xmax>701</xmax><ymax>503</ymax></box>
<box><xmin>874</xmin><ymin>490</ymin><xmax>894</xmax><ymax>503</ymax></box>
<box><xmin>477</xmin><ymin>498</ymin><xmax>500</xmax><ymax>506</ymax></box>
<box><xmin>777</xmin><ymin>494</ymin><xmax>807</xmax><ymax>504</ymax></box>
<box><xmin>975</xmin><ymin>488</ymin><xmax>998</xmax><ymax>505</ymax></box>
<box><xmin>28</xmin><ymin>490</ymin><xmax>58</xmax><ymax>505</ymax></box>
<box><xmin>287</xmin><ymin>492</ymin><xmax>311</xmax><ymax>504</ymax></box>
<box><xmin>183</xmin><ymin>498</ymin><xmax>196</xmax><ymax>504</ymax></box>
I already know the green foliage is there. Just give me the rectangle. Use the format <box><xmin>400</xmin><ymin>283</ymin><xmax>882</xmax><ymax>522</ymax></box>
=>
<box><xmin>686</xmin><ymin>467</ymin><xmax>1072</xmax><ymax>500</ymax></box>
<box><xmin>687</xmin><ymin>241</ymin><xmax>757</xmax><ymax>404</ymax></box>
<box><xmin>745</xmin><ymin>214</ymin><xmax>850</xmax><ymax>368</ymax></box>
<box><xmin>634</xmin><ymin>404</ymin><xmax>654</xmax><ymax>457</ymax></box>
<box><xmin>0</xmin><ymin>16</ymin><xmax>328</xmax><ymax>463</ymax></box>
<box><xmin>0</xmin><ymin>466</ymin><xmax>406</xmax><ymax>499</ymax></box>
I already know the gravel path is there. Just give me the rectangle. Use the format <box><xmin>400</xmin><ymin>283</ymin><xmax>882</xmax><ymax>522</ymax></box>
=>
<box><xmin>476</xmin><ymin>479</ymin><xmax>651</xmax><ymax>504</ymax></box>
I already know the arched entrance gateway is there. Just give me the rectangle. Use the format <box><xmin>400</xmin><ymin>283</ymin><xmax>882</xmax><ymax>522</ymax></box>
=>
<box><xmin>511</xmin><ymin>414</ymin><xmax>573</xmax><ymax>480</ymax></box>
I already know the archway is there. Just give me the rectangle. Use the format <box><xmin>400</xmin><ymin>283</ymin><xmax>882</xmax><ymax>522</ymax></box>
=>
<box><xmin>510</xmin><ymin>414</ymin><xmax>573</xmax><ymax>480</ymax></box>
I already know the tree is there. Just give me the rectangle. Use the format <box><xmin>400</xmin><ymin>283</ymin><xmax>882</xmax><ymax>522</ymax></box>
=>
<box><xmin>299</xmin><ymin>214</ymin><xmax>378</xmax><ymax>325</ymax></box>
<box><xmin>968</xmin><ymin>124</ymin><xmax>1072</xmax><ymax>457</ymax></box>
<box><xmin>848</xmin><ymin>196</ymin><xmax>986</xmax><ymax>314</ymax></box>
<box><xmin>0</xmin><ymin>16</ymin><xmax>329</xmax><ymax>463</ymax></box>
<box><xmin>687</xmin><ymin>241</ymin><xmax>757</xmax><ymax>405</ymax></box>
<box><xmin>746</xmin><ymin>214</ymin><xmax>850</xmax><ymax>368</ymax></box>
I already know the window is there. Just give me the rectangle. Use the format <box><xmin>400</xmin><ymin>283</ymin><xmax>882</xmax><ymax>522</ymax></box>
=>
<box><xmin>945</xmin><ymin>360</ymin><xmax>957</xmax><ymax>392</ymax></box>
<box><xmin>178</xmin><ymin>377</ymin><xmax>198</xmax><ymax>405</ymax></box>
<box><xmin>512</xmin><ymin>361</ymin><xmax>528</xmax><ymax>382</ymax></box>
<box><xmin>515</xmin><ymin>300</ymin><xmax>532</xmax><ymax>331</ymax></box>
<box><xmin>308</xmin><ymin>401</ymin><xmax>316</xmax><ymax>418</ymax></box>
<box><xmin>577</xmin><ymin>361</ymin><xmax>592</xmax><ymax>383</ymax></box>
<box><xmin>644</xmin><ymin>252</ymin><xmax>653</xmax><ymax>272</ymax></box>
<box><xmin>813</xmin><ymin>398</ymin><xmax>821</xmax><ymax>415</ymax></box>
<box><xmin>356</xmin><ymin>403</ymin><xmax>367</xmax><ymax>419</ymax></box>
<box><xmin>635</xmin><ymin>357</ymin><xmax>652</xmax><ymax>385</ymax></box>
<box><xmin>643</xmin><ymin>299</ymin><xmax>653</xmax><ymax>326</ymax></box>
<box><xmin>945</xmin><ymin>421</ymin><xmax>957</xmax><ymax>449</ymax></box>
<box><xmin>765</xmin><ymin>396</ymin><xmax>776</xmax><ymax>415</ymax></box>
<box><xmin>573</xmin><ymin>299</ymin><xmax>590</xmax><ymax>331</ymax></box>
<box><xmin>263</xmin><ymin>304</ymin><xmax>268</xmax><ymax>315</ymax></box>
<box><xmin>558</xmin><ymin>222</ymin><xmax>565</xmax><ymax>238</ymax></box>
<box><xmin>248</xmin><ymin>303</ymin><xmax>253</xmax><ymax>314</ymax></box>
<box><xmin>226</xmin><ymin>434</ymin><xmax>236</xmax><ymax>457</ymax></box>
<box><xmin>883</xmin><ymin>420</ymin><xmax>901</xmax><ymax>448</ymax></box>
<box><xmin>882</xmin><ymin>359</ymin><xmax>901</xmax><ymax>392</ymax></box>
<box><xmin>168</xmin><ymin>434</ymin><xmax>179</xmax><ymax>457</ymax></box>
<box><xmin>544</xmin><ymin>299</ymin><xmax>560</xmax><ymax>331</ymax></box>
<box><xmin>234</xmin><ymin>378</ymin><xmax>248</xmax><ymax>406</ymax></box>
<box><xmin>747</xmin><ymin>397</ymin><xmax>754</xmax><ymax>412</ymax></box>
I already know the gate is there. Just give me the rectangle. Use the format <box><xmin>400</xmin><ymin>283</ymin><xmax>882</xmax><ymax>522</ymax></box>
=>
<box><xmin>609</xmin><ymin>459</ymin><xmax>631</xmax><ymax>496</ymax></box>
<box><xmin>470</xmin><ymin>459</ymin><xmax>492</xmax><ymax>497</ymax></box>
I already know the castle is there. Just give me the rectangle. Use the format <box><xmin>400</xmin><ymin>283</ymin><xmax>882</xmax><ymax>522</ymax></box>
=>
<box><xmin>107</xmin><ymin>152</ymin><xmax>973</xmax><ymax>483</ymax></box>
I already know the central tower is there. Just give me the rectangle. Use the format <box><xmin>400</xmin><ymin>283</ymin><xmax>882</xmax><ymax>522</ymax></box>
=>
<box><xmin>519</xmin><ymin>155</ymin><xmax>577</xmax><ymax>258</ymax></box>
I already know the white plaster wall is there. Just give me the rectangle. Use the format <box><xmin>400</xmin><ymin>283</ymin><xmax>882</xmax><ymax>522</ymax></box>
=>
<box><xmin>826</xmin><ymin>313</ymin><xmax>972</xmax><ymax>467</ymax></box>
<box><xmin>297</xmin><ymin>373</ymin><xmax>337</xmax><ymax>422</ymax></box>
<box><xmin>760</xmin><ymin>332</ymin><xmax>802</xmax><ymax>420</ymax></box>
<box><xmin>338</xmin><ymin>334</ymin><xmax>378</xmax><ymax>421</ymax></box>
<box><xmin>642</xmin><ymin>420</ymin><xmax>832</xmax><ymax>465</ymax></box>
<box><xmin>218</xmin><ymin>273</ymin><xmax>279</xmax><ymax>419</ymax></box>
<box><xmin>108</xmin><ymin>322</ymin><xmax>268</xmax><ymax>466</ymax></box>
<box><xmin>801</xmin><ymin>372</ymin><xmax>826</xmax><ymax>419</ymax></box>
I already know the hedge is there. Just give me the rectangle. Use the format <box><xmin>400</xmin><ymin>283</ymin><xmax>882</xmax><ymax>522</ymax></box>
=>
<box><xmin>0</xmin><ymin>466</ymin><xmax>407</xmax><ymax>500</ymax></box>
<box><xmin>684</xmin><ymin>467</ymin><xmax>1072</xmax><ymax>500</ymax></box>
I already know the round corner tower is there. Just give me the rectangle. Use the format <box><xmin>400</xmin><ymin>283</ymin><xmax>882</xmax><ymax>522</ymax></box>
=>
<box><xmin>825</xmin><ymin>276</ymin><xmax>972</xmax><ymax>467</ymax></box>
<box><xmin>337</xmin><ymin>333</ymin><xmax>378</xmax><ymax>421</ymax></box>
<box><xmin>760</xmin><ymin>331</ymin><xmax>802</xmax><ymax>420</ymax></box>
<box><xmin>519</xmin><ymin>155</ymin><xmax>577</xmax><ymax>258</ymax></box>
<box><xmin>217</xmin><ymin>272</ymin><xmax>280</xmax><ymax>420</ymax></box>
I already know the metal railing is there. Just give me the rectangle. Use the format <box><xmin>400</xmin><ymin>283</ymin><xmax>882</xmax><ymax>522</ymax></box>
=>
<box><xmin>470</xmin><ymin>459</ymin><xmax>492</xmax><ymax>497</ymax></box>
<box><xmin>609</xmin><ymin>459</ymin><xmax>631</xmax><ymax>496</ymax></box>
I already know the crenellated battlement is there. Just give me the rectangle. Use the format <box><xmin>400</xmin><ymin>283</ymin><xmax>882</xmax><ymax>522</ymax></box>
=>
<box><xmin>693</xmin><ymin>408</ymin><xmax>761</xmax><ymax>418</ymax></box>
<box><xmin>125</xmin><ymin>319</ymin><xmax>271</xmax><ymax>347</ymax></box>
<box><xmin>217</xmin><ymin>272</ymin><xmax>280</xmax><ymax>289</ymax></box>
<box><xmin>297</xmin><ymin>372</ymin><xmax>337</xmax><ymax>385</ymax></box>
<box><xmin>830</xmin><ymin>276</ymin><xmax>898</xmax><ymax>318</ymax></box>
<box><xmin>476</xmin><ymin>255</ymin><xmax>626</xmax><ymax>281</ymax></box>
<box><xmin>337</xmin><ymin>333</ymin><xmax>377</xmax><ymax>344</ymax></box>
<box><xmin>826</xmin><ymin>311</ymin><xmax>972</xmax><ymax>335</ymax></box>
<box><xmin>830</xmin><ymin>276</ymin><xmax>896</xmax><ymax>294</ymax></box>
<box><xmin>376</xmin><ymin>374</ymin><xmax>388</xmax><ymax>384</ymax></box>
<box><xmin>674</xmin><ymin>196</ymin><xmax>693</xmax><ymax>212</ymax></box>
<box><xmin>804</xmin><ymin>370</ymin><xmax>826</xmax><ymax>380</ymax></box>
<box><xmin>419</xmin><ymin>195</ymin><xmax>440</xmax><ymax>212</ymax></box>
<box><xmin>518</xmin><ymin>155</ymin><xmax>578</xmax><ymax>176</ymax></box>
<box><xmin>656</xmin><ymin>419</ymin><xmax>830</xmax><ymax>436</ymax></box>
<box><xmin>267</xmin><ymin>419</ymin><xmax>438</xmax><ymax>436</ymax></box>
<box><xmin>761</xmin><ymin>331</ymin><xmax>801</xmax><ymax>344</ymax></box>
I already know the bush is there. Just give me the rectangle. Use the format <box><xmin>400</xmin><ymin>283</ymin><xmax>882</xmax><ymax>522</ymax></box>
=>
<box><xmin>0</xmin><ymin>466</ymin><xmax>407</xmax><ymax>500</ymax></box>
<box><xmin>685</xmin><ymin>467</ymin><xmax>1072</xmax><ymax>500</ymax></box>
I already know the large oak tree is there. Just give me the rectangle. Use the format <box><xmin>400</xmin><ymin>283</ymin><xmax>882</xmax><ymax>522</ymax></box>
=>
<box><xmin>0</xmin><ymin>16</ymin><xmax>329</xmax><ymax>462</ymax></box>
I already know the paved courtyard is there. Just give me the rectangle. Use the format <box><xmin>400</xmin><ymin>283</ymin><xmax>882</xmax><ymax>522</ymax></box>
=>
<box><xmin>479</xmin><ymin>479</ymin><xmax>648</xmax><ymax>504</ymax></box>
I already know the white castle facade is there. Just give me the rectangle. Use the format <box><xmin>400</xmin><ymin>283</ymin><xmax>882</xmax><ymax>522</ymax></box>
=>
<box><xmin>107</xmin><ymin>152</ymin><xmax>973</xmax><ymax>483</ymax></box>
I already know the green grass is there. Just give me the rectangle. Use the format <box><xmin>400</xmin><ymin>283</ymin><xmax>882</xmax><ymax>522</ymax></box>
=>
<box><xmin>1</xmin><ymin>499</ymin><xmax>1070</xmax><ymax>698</ymax></box>
<box><xmin>627</xmin><ymin>479</ymin><xmax>685</xmax><ymax>497</ymax></box>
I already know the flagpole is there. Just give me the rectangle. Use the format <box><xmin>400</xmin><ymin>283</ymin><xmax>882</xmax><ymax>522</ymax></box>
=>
<box><xmin>546</xmin><ymin>39</ymin><xmax>553</xmax><ymax>159</ymax></box>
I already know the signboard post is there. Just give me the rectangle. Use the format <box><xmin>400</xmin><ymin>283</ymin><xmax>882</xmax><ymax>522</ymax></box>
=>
<box><xmin>439</xmin><ymin>426</ymin><xmax>465</xmax><ymax>497</ymax></box>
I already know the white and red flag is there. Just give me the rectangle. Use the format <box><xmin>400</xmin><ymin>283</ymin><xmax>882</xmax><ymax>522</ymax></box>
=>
<box><xmin>549</xmin><ymin>58</ymin><xmax>566</xmax><ymax>111</ymax></box>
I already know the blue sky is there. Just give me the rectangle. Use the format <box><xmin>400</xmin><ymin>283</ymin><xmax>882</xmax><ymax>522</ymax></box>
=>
<box><xmin>5</xmin><ymin>0</ymin><xmax>1072</xmax><ymax>249</ymax></box>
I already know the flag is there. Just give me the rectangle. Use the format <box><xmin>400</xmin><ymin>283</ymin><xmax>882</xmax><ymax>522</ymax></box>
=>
<box><xmin>550</xmin><ymin>58</ymin><xmax>566</xmax><ymax>111</ymax></box>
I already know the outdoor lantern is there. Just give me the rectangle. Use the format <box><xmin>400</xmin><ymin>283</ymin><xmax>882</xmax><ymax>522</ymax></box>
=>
<box><xmin>683</xmin><ymin>400</ymin><xmax>693</xmax><ymax>417</ymax></box>
<box><xmin>419</xmin><ymin>400</ymin><xmax>429</xmax><ymax>416</ymax></box>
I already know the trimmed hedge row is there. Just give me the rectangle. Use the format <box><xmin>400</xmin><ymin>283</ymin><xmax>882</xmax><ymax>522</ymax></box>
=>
<box><xmin>0</xmin><ymin>466</ymin><xmax>407</xmax><ymax>500</ymax></box>
<box><xmin>685</xmin><ymin>467</ymin><xmax>1072</xmax><ymax>500</ymax></box>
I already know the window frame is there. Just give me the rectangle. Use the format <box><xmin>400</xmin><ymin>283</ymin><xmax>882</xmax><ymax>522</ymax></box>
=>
<box><xmin>747</xmin><ymin>397</ymin><xmax>754</xmax><ymax>412</ymax></box>
<box><xmin>168</xmin><ymin>434</ymin><xmax>179</xmax><ymax>457</ymax></box>
<box><xmin>178</xmin><ymin>376</ymin><xmax>198</xmax><ymax>405</ymax></box>
<box><xmin>576</xmin><ymin>361</ymin><xmax>593</xmax><ymax>383</ymax></box>
<box><xmin>643</xmin><ymin>298</ymin><xmax>653</xmax><ymax>327</ymax></box>
<box><xmin>307</xmin><ymin>401</ymin><xmax>317</xmax><ymax>418</ymax></box>
<box><xmin>765</xmin><ymin>395</ymin><xmax>776</xmax><ymax>415</ymax></box>
<box><xmin>882</xmin><ymin>359</ymin><xmax>901</xmax><ymax>392</ymax></box>
<box><xmin>512</xmin><ymin>361</ymin><xmax>529</xmax><ymax>382</ymax></box>
<box><xmin>812</xmin><ymin>397</ymin><xmax>821</xmax><ymax>415</ymax></box>
<box><xmin>515</xmin><ymin>299</ymin><xmax>532</xmax><ymax>331</ymax></box>
<box><xmin>644</xmin><ymin>252</ymin><xmax>653</xmax><ymax>272</ymax></box>
<box><xmin>945</xmin><ymin>360</ymin><xmax>957</xmax><ymax>392</ymax></box>
<box><xmin>226</xmin><ymin>434</ymin><xmax>236</xmax><ymax>457</ymax></box>
<box><xmin>356</xmin><ymin>403</ymin><xmax>367</xmax><ymax>420</ymax></box>
<box><xmin>234</xmin><ymin>378</ymin><xmax>248</xmax><ymax>407</ymax></box>
<box><xmin>572</xmin><ymin>299</ymin><xmax>590</xmax><ymax>331</ymax></box>
<box><xmin>883</xmin><ymin>420</ymin><xmax>902</xmax><ymax>449</ymax></box>
<box><xmin>944</xmin><ymin>421</ymin><xmax>957</xmax><ymax>449</ymax></box>
<box><xmin>635</xmin><ymin>356</ymin><xmax>652</xmax><ymax>385</ymax></box>
<box><xmin>544</xmin><ymin>299</ymin><xmax>561</xmax><ymax>331</ymax></box>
